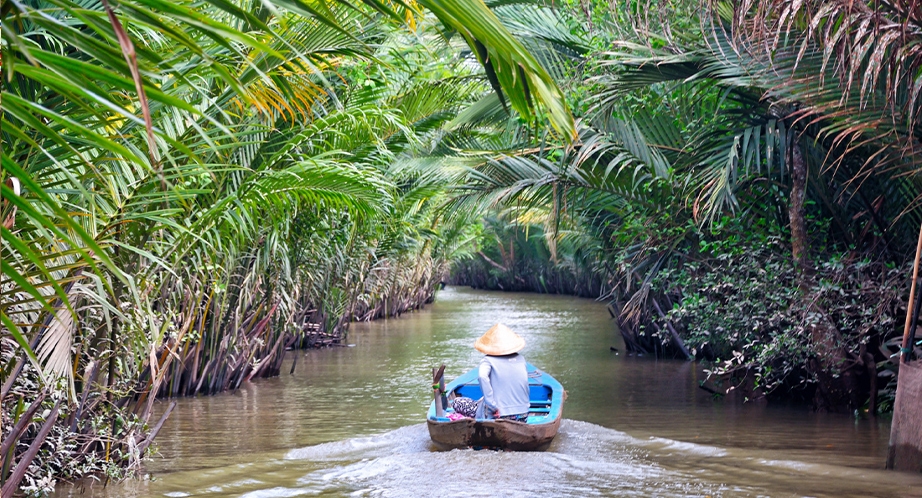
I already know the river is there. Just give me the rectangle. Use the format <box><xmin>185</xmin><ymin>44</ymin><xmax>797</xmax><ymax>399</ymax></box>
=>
<box><xmin>57</xmin><ymin>286</ymin><xmax>922</xmax><ymax>497</ymax></box>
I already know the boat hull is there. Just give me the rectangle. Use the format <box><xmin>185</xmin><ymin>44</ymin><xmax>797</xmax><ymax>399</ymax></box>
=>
<box><xmin>427</xmin><ymin>407</ymin><xmax>563</xmax><ymax>451</ymax></box>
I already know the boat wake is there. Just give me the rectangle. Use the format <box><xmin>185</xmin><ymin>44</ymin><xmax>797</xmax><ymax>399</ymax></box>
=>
<box><xmin>249</xmin><ymin>421</ymin><xmax>719</xmax><ymax>497</ymax></box>
<box><xmin>150</xmin><ymin>420</ymin><xmax>922</xmax><ymax>498</ymax></box>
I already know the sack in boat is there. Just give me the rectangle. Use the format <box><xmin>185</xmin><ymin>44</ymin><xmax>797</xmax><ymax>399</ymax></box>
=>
<box><xmin>451</xmin><ymin>396</ymin><xmax>478</xmax><ymax>417</ymax></box>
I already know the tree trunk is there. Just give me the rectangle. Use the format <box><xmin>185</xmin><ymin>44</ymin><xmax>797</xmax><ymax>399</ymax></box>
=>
<box><xmin>789</xmin><ymin>140</ymin><xmax>809</xmax><ymax>271</ymax></box>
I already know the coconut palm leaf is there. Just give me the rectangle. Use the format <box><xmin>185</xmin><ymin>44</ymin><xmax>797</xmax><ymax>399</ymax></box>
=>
<box><xmin>417</xmin><ymin>0</ymin><xmax>576</xmax><ymax>141</ymax></box>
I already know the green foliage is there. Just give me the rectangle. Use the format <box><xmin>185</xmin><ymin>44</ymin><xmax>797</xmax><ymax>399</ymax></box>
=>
<box><xmin>0</xmin><ymin>0</ymin><xmax>574</xmax><ymax>490</ymax></box>
<box><xmin>449</xmin><ymin>214</ymin><xmax>606</xmax><ymax>297</ymax></box>
<box><xmin>663</xmin><ymin>234</ymin><xmax>909</xmax><ymax>405</ymax></box>
<box><xmin>448</xmin><ymin>0</ymin><xmax>921</xmax><ymax>413</ymax></box>
<box><xmin>3</xmin><ymin>0</ymin><xmax>922</xmax><ymax>489</ymax></box>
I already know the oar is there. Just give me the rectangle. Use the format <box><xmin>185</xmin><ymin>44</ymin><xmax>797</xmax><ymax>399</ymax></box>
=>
<box><xmin>439</xmin><ymin>370</ymin><xmax>448</xmax><ymax>410</ymax></box>
<box><xmin>432</xmin><ymin>365</ymin><xmax>447</xmax><ymax>417</ymax></box>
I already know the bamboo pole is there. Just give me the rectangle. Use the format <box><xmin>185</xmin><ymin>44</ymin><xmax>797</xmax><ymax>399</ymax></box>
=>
<box><xmin>900</xmin><ymin>222</ymin><xmax>922</xmax><ymax>364</ymax></box>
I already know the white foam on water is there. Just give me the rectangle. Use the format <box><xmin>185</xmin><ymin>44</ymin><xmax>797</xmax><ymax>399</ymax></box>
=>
<box><xmin>202</xmin><ymin>478</ymin><xmax>265</xmax><ymax>494</ymax></box>
<box><xmin>238</xmin><ymin>486</ymin><xmax>318</xmax><ymax>498</ymax></box>
<box><xmin>755</xmin><ymin>458</ymin><xmax>812</xmax><ymax>471</ymax></box>
<box><xmin>285</xmin><ymin>424</ymin><xmax>431</xmax><ymax>462</ymax></box>
<box><xmin>275</xmin><ymin>420</ymin><xmax>723</xmax><ymax>497</ymax></box>
<box><xmin>645</xmin><ymin>436</ymin><xmax>730</xmax><ymax>457</ymax></box>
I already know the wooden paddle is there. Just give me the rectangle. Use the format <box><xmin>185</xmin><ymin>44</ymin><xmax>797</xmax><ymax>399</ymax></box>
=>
<box><xmin>432</xmin><ymin>365</ymin><xmax>447</xmax><ymax>417</ymax></box>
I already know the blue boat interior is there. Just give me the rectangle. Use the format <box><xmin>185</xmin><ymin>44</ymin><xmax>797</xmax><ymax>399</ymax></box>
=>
<box><xmin>428</xmin><ymin>363</ymin><xmax>563</xmax><ymax>424</ymax></box>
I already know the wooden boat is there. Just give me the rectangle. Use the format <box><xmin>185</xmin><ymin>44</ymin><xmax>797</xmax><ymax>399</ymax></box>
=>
<box><xmin>426</xmin><ymin>363</ymin><xmax>565</xmax><ymax>451</ymax></box>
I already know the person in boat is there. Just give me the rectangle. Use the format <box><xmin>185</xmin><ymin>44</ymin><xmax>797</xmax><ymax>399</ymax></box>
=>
<box><xmin>473</xmin><ymin>323</ymin><xmax>530</xmax><ymax>422</ymax></box>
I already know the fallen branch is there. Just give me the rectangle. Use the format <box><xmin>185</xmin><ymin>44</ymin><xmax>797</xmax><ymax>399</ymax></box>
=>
<box><xmin>136</xmin><ymin>401</ymin><xmax>176</xmax><ymax>456</ymax></box>
<box><xmin>478</xmin><ymin>252</ymin><xmax>507</xmax><ymax>272</ymax></box>
<box><xmin>1</xmin><ymin>401</ymin><xmax>60</xmax><ymax>497</ymax></box>
<box><xmin>652</xmin><ymin>299</ymin><xmax>693</xmax><ymax>360</ymax></box>
<box><xmin>0</xmin><ymin>392</ymin><xmax>48</xmax><ymax>464</ymax></box>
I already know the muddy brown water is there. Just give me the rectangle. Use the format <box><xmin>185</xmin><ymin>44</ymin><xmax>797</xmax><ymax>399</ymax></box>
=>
<box><xmin>57</xmin><ymin>286</ymin><xmax>922</xmax><ymax>497</ymax></box>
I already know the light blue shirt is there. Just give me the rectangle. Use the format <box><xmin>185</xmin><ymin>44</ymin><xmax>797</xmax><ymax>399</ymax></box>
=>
<box><xmin>478</xmin><ymin>353</ymin><xmax>530</xmax><ymax>416</ymax></box>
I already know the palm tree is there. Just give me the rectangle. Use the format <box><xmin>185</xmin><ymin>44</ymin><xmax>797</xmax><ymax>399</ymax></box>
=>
<box><xmin>1</xmin><ymin>0</ymin><xmax>575</xmax><ymax>490</ymax></box>
<box><xmin>444</xmin><ymin>0</ymin><xmax>921</xmax><ymax>408</ymax></box>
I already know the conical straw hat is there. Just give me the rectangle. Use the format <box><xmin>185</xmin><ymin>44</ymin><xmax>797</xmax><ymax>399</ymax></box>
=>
<box><xmin>474</xmin><ymin>323</ymin><xmax>525</xmax><ymax>356</ymax></box>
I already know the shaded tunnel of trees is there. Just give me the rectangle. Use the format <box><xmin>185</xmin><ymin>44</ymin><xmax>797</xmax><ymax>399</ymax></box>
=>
<box><xmin>3</xmin><ymin>0</ymin><xmax>921</xmax><ymax>492</ymax></box>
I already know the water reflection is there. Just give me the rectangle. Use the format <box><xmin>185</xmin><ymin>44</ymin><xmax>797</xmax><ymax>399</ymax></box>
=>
<box><xmin>56</xmin><ymin>287</ymin><xmax>922</xmax><ymax>497</ymax></box>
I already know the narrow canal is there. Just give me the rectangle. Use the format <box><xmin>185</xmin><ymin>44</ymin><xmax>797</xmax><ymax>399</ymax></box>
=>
<box><xmin>58</xmin><ymin>287</ymin><xmax>922</xmax><ymax>497</ymax></box>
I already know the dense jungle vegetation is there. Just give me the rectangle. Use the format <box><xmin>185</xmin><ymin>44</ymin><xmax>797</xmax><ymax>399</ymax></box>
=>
<box><xmin>2</xmin><ymin>0</ymin><xmax>921</xmax><ymax>494</ymax></box>
<box><xmin>450</xmin><ymin>0</ymin><xmax>922</xmax><ymax>413</ymax></box>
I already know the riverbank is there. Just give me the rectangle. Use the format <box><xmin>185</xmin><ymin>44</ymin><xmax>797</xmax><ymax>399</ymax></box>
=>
<box><xmin>0</xmin><ymin>268</ymin><xmax>445</xmax><ymax>495</ymax></box>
